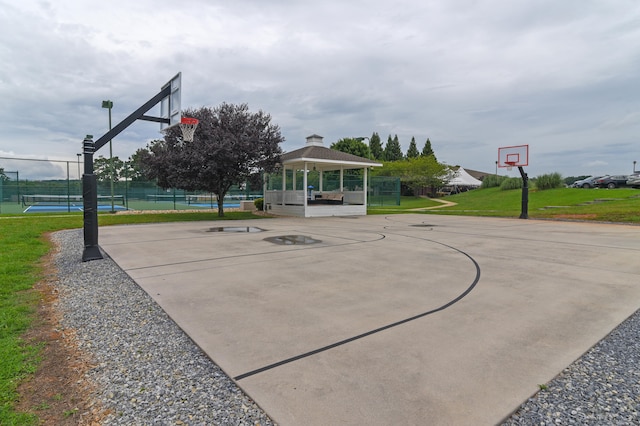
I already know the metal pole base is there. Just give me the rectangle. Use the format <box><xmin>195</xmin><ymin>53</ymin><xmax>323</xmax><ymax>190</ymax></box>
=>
<box><xmin>82</xmin><ymin>245</ymin><xmax>103</xmax><ymax>262</ymax></box>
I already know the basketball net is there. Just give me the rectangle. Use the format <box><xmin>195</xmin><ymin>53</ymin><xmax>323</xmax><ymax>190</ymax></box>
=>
<box><xmin>179</xmin><ymin>117</ymin><xmax>199</xmax><ymax>142</ymax></box>
<box><xmin>505</xmin><ymin>162</ymin><xmax>515</xmax><ymax>171</ymax></box>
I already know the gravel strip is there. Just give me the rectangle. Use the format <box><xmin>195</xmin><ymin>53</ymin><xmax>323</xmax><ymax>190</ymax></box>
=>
<box><xmin>52</xmin><ymin>229</ymin><xmax>274</xmax><ymax>425</ymax></box>
<box><xmin>501</xmin><ymin>308</ymin><xmax>640</xmax><ymax>425</ymax></box>
<box><xmin>52</xmin><ymin>229</ymin><xmax>639</xmax><ymax>425</ymax></box>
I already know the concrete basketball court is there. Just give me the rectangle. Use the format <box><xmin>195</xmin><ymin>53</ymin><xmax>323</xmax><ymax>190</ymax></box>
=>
<box><xmin>98</xmin><ymin>214</ymin><xmax>640</xmax><ymax>425</ymax></box>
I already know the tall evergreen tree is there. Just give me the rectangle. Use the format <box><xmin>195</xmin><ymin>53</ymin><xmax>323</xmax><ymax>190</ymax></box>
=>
<box><xmin>421</xmin><ymin>138</ymin><xmax>436</xmax><ymax>161</ymax></box>
<box><xmin>384</xmin><ymin>134</ymin><xmax>403</xmax><ymax>161</ymax></box>
<box><xmin>369</xmin><ymin>132</ymin><xmax>383</xmax><ymax>160</ymax></box>
<box><xmin>406</xmin><ymin>136</ymin><xmax>419</xmax><ymax>158</ymax></box>
<box><xmin>383</xmin><ymin>135</ymin><xmax>392</xmax><ymax>161</ymax></box>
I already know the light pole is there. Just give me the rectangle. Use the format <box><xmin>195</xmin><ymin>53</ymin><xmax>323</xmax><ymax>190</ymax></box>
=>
<box><xmin>102</xmin><ymin>100</ymin><xmax>114</xmax><ymax>212</ymax></box>
<box><xmin>634</xmin><ymin>160</ymin><xmax>637</xmax><ymax>173</ymax></box>
<box><xmin>355</xmin><ymin>136</ymin><xmax>371</xmax><ymax>159</ymax></box>
<box><xmin>495</xmin><ymin>161</ymin><xmax>498</xmax><ymax>175</ymax></box>
<box><xmin>124</xmin><ymin>161</ymin><xmax>129</xmax><ymax>210</ymax></box>
<box><xmin>76</xmin><ymin>153</ymin><xmax>81</xmax><ymax>179</ymax></box>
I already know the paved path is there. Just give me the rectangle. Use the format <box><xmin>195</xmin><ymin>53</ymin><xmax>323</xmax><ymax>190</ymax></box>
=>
<box><xmin>98</xmin><ymin>214</ymin><xmax>640</xmax><ymax>425</ymax></box>
<box><xmin>409</xmin><ymin>197</ymin><xmax>458</xmax><ymax>210</ymax></box>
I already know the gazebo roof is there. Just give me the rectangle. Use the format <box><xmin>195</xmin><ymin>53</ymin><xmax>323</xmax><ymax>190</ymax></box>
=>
<box><xmin>281</xmin><ymin>135</ymin><xmax>382</xmax><ymax>168</ymax></box>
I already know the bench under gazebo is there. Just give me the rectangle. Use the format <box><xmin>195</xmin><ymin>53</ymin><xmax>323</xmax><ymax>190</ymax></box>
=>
<box><xmin>264</xmin><ymin>134</ymin><xmax>382</xmax><ymax>217</ymax></box>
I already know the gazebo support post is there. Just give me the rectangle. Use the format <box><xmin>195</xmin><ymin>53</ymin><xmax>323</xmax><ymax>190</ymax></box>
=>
<box><xmin>281</xmin><ymin>167</ymin><xmax>286</xmax><ymax>206</ymax></box>
<box><xmin>303</xmin><ymin>162</ymin><xmax>308</xmax><ymax>207</ymax></box>
<box><xmin>364</xmin><ymin>167</ymin><xmax>368</xmax><ymax>207</ymax></box>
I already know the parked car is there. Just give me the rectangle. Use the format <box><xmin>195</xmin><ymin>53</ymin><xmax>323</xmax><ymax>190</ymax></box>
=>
<box><xmin>595</xmin><ymin>175</ymin><xmax>629</xmax><ymax>189</ymax></box>
<box><xmin>626</xmin><ymin>173</ymin><xmax>640</xmax><ymax>188</ymax></box>
<box><xmin>571</xmin><ymin>176</ymin><xmax>603</xmax><ymax>188</ymax></box>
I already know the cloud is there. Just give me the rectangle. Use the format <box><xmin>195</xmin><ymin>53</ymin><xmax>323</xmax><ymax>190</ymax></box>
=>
<box><xmin>1</xmin><ymin>0</ymin><xmax>640</xmax><ymax>179</ymax></box>
<box><xmin>0</xmin><ymin>153</ymin><xmax>74</xmax><ymax>180</ymax></box>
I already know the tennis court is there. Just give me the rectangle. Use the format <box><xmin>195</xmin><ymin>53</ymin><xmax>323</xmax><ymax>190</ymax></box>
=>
<box><xmin>23</xmin><ymin>204</ymin><xmax>128</xmax><ymax>213</ymax></box>
<box><xmin>187</xmin><ymin>202</ymin><xmax>241</xmax><ymax>209</ymax></box>
<box><xmin>13</xmin><ymin>194</ymin><xmax>243</xmax><ymax>213</ymax></box>
<box><xmin>19</xmin><ymin>202</ymin><xmax>241</xmax><ymax>213</ymax></box>
<box><xmin>21</xmin><ymin>194</ymin><xmax>127</xmax><ymax>213</ymax></box>
<box><xmin>97</xmin><ymin>214</ymin><xmax>640</xmax><ymax>425</ymax></box>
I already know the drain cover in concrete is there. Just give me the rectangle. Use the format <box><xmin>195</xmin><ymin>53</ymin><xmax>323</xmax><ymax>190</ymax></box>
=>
<box><xmin>207</xmin><ymin>226</ymin><xmax>265</xmax><ymax>233</ymax></box>
<box><xmin>264</xmin><ymin>235</ymin><xmax>321</xmax><ymax>245</ymax></box>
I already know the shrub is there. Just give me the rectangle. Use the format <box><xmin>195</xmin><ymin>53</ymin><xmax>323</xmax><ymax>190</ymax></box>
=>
<box><xmin>254</xmin><ymin>197</ymin><xmax>264</xmax><ymax>210</ymax></box>
<box><xmin>481</xmin><ymin>175</ymin><xmax>508</xmax><ymax>189</ymax></box>
<box><xmin>500</xmin><ymin>177</ymin><xmax>523</xmax><ymax>190</ymax></box>
<box><xmin>535</xmin><ymin>172</ymin><xmax>563</xmax><ymax>190</ymax></box>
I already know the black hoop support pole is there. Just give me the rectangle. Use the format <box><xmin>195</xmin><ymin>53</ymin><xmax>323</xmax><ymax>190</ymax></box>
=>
<box><xmin>518</xmin><ymin>166</ymin><xmax>528</xmax><ymax>219</ymax></box>
<box><xmin>81</xmin><ymin>83</ymin><xmax>173</xmax><ymax>262</ymax></box>
<box><xmin>82</xmin><ymin>136</ymin><xmax>103</xmax><ymax>261</ymax></box>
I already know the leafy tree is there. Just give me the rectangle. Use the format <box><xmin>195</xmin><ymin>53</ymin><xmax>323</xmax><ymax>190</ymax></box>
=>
<box><xmin>128</xmin><ymin>148</ymin><xmax>155</xmax><ymax>181</ymax></box>
<box><xmin>139</xmin><ymin>103</ymin><xmax>284</xmax><ymax>216</ymax></box>
<box><xmin>406</xmin><ymin>137</ymin><xmax>419</xmax><ymax>159</ymax></box>
<box><xmin>384</xmin><ymin>134</ymin><xmax>403</xmax><ymax>161</ymax></box>
<box><xmin>94</xmin><ymin>155</ymin><xmax>124</xmax><ymax>184</ymax></box>
<box><xmin>0</xmin><ymin>167</ymin><xmax>7</xmax><ymax>181</ymax></box>
<box><xmin>373</xmin><ymin>156</ymin><xmax>449</xmax><ymax>195</ymax></box>
<box><xmin>421</xmin><ymin>138</ymin><xmax>436</xmax><ymax>160</ymax></box>
<box><xmin>369</xmin><ymin>132</ymin><xmax>383</xmax><ymax>160</ymax></box>
<box><xmin>330</xmin><ymin>137</ymin><xmax>370</xmax><ymax>158</ymax></box>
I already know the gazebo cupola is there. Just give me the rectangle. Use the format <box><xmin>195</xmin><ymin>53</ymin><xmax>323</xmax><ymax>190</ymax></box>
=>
<box><xmin>305</xmin><ymin>134</ymin><xmax>325</xmax><ymax>146</ymax></box>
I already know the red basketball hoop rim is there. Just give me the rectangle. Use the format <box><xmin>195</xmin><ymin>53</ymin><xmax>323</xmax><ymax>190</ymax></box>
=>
<box><xmin>181</xmin><ymin>117</ymin><xmax>199</xmax><ymax>125</ymax></box>
<box><xmin>178</xmin><ymin>116</ymin><xmax>199</xmax><ymax>142</ymax></box>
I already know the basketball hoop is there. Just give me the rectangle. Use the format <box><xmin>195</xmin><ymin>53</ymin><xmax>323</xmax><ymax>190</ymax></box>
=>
<box><xmin>505</xmin><ymin>161</ymin><xmax>516</xmax><ymax>171</ymax></box>
<box><xmin>179</xmin><ymin>117</ymin><xmax>199</xmax><ymax>142</ymax></box>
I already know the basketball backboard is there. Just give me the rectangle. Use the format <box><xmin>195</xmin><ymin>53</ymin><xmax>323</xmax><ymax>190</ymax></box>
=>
<box><xmin>160</xmin><ymin>72</ymin><xmax>182</xmax><ymax>130</ymax></box>
<box><xmin>498</xmin><ymin>144</ymin><xmax>529</xmax><ymax>168</ymax></box>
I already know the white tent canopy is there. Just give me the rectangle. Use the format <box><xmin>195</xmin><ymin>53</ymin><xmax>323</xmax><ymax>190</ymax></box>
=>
<box><xmin>447</xmin><ymin>167</ymin><xmax>482</xmax><ymax>187</ymax></box>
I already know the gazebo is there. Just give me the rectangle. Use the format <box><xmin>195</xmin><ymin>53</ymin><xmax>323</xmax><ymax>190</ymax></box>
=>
<box><xmin>264</xmin><ymin>134</ymin><xmax>383</xmax><ymax>217</ymax></box>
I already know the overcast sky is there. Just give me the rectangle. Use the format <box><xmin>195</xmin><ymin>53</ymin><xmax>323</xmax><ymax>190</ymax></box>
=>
<box><xmin>1</xmin><ymin>0</ymin><xmax>639</xmax><ymax>180</ymax></box>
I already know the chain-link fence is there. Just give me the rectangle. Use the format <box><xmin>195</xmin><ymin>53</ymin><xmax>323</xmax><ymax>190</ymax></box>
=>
<box><xmin>368</xmin><ymin>176</ymin><xmax>401</xmax><ymax>206</ymax></box>
<box><xmin>1</xmin><ymin>157</ymin><xmax>400</xmax><ymax>214</ymax></box>
<box><xmin>0</xmin><ymin>157</ymin><xmax>262</xmax><ymax>214</ymax></box>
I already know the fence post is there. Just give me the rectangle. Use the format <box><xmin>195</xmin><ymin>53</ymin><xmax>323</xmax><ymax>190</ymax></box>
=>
<box><xmin>66</xmin><ymin>161</ymin><xmax>71</xmax><ymax>213</ymax></box>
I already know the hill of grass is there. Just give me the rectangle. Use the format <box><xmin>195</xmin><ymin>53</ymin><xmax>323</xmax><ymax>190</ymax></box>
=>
<box><xmin>420</xmin><ymin>187</ymin><xmax>640</xmax><ymax>223</ymax></box>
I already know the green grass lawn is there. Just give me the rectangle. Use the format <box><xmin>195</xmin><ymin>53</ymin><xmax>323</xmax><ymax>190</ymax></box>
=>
<box><xmin>424</xmin><ymin>187</ymin><xmax>640</xmax><ymax>222</ymax></box>
<box><xmin>2</xmin><ymin>188</ymin><xmax>639</xmax><ymax>423</ymax></box>
<box><xmin>0</xmin><ymin>210</ymin><xmax>260</xmax><ymax>424</ymax></box>
<box><xmin>0</xmin><ymin>199</ymin><xmax>244</xmax><ymax>214</ymax></box>
<box><xmin>367</xmin><ymin>196</ymin><xmax>442</xmax><ymax>213</ymax></box>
